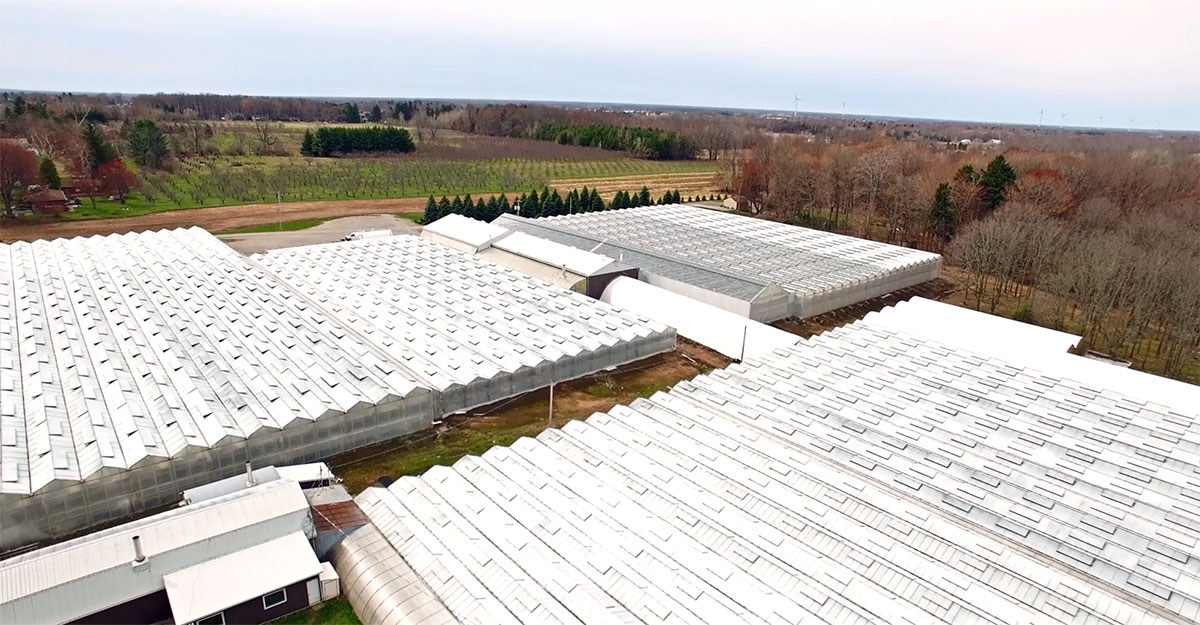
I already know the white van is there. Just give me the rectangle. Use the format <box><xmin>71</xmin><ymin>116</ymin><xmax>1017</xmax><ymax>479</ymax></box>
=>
<box><xmin>342</xmin><ymin>229</ymin><xmax>393</xmax><ymax>241</ymax></box>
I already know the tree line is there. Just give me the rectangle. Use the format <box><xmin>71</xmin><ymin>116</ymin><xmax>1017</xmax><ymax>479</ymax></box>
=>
<box><xmin>422</xmin><ymin>187</ymin><xmax>715</xmax><ymax>224</ymax></box>
<box><xmin>525</xmin><ymin>122</ymin><xmax>698</xmax><ymax>160</ymax></box>
<box><xmin>300</xmin><ymin>127</ymin><xmax>415</xmax><ymax>156</ymax></box>
<box><xmin>724</xmin><ymin>133</ymin><xmax>1198</xmax><ymax>381</ymax></box>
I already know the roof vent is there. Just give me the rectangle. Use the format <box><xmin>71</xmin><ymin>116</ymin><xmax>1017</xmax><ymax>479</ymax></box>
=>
<box><xmin>132</xmin><ymin>535</ymin><xmax>146</xmax><ymax>563</ymax></box>
<box><xmin>245</xmin><ymin>461</ymin><xmax>256</xmax><ymax>487</ymax></box>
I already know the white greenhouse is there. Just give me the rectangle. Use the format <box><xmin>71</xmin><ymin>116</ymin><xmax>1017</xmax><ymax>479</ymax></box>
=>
<box><xmin>0</xmin><ymin>229</ymin><xmax>673</xmax><ymax>552</ymax></box>
<box><xmin>332</xmin><ymin>300</ymin><xmax>1200</xmax><ymax>625</ymax></box>
<box><xmin>495</xmin><ymin>204</ymin><xmax>942</xmax><ymax>321</ymax></box>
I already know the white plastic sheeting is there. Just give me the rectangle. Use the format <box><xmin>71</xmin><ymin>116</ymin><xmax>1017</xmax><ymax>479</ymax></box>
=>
<box><xmin>0</xmin><ymin>480</ymin><xmax>312</xmax><ymax>625</ymax></box>
<box><xmin>859</xmin><ymin>297</ymin><xmax>1200</xmax><ymax>409</ymax></box>
<box><xmin>601</xmin><ymin>276</ymin><xmax>800</xmax><ymax>360</ymax></box>
<box><xmin>328</xmin><ymin>520</ymin><xmax>457</xmax><ymax>625</ymax></box>
<box><xmin>344</xmin><ymin>310</ymin><xmax>1199</xmax><ymax>624</ymax></box>
<box><xmin>420</xmin><ymin>214</ymin><xmax>508</xmax><ymax>253</ymax></box>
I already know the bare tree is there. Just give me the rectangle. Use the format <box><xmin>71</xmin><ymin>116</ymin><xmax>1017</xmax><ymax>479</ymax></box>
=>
<box><xmin>252</xmin><ymin>119</ymin><xmax>278</xmax><ymax>156</ymax></box>
<box><xmin>853</xmin><ymin>146</ymin><xmax>898</xmax><ymax>237</ymax></box>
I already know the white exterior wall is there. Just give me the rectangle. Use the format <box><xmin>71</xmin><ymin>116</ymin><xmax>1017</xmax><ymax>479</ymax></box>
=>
<box><xmin>602</xmin><ymin>277</ymin><xmax>800</xmax><ymax>361</ymax></box>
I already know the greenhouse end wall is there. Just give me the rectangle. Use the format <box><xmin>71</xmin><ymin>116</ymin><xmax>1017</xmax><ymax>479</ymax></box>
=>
<box><xmin>0</xmin><ymin>390</ymin><xmax>434</xmax><ymax>552</ymax></box>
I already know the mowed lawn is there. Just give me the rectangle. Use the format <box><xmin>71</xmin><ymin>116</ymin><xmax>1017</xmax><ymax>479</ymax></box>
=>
<box><xmin>65</xmin><ymin>156</ymin><xmax>716</xmax><ymax>220</ymax></box>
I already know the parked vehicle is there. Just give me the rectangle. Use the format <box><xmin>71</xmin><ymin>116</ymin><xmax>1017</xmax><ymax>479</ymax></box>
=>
<box><xmin>342</xmin><ymin>229</ymin><xmax>393</xmax><ymax>241</ymax></box>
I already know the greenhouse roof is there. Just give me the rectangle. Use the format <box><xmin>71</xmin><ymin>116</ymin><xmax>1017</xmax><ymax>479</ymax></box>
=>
<box><xmin>351</xmin><ymin>304</ymin><xmax>1199</xmax><ymax>624</ymax></box>
<box><xmin>0</xmin><ymin>228</ymin><xmax>420</xmax><ymax>497</ymax></box>
<box><xmin>536</xmin><ymin>204</ymin><xmax>941</xmax><ymax>294</ymax></box>
<box><xmin>0</xmin><ymin>229</ymin><xmax>671</xmax><ymax>498</ymax></box>
<box><xmin>494</xmin><ymin>214</ymin><xmax>769</xmax><ymax>301</ymax></box>
<box><xmin>255</xmin><ymin>235</ymin><xmax>670</xmax><ymax>394</ymax></box>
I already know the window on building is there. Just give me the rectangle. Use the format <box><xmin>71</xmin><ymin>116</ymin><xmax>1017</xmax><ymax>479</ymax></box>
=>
<box><xmin>196</xmin><ymin>613</ymin><xmax>224</xmax><ymax>625</ymax></box>
<box><xmin>262</xmin><ymin>588</ymin><xmax>287</xmax><ymax>610</ymax></box>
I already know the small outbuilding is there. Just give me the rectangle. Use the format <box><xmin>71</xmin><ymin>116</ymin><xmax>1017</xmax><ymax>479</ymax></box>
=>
<box><xmin>22</xmin><ymin>188</ymin><xmax>69</xmax><ymax>214</ymax></box>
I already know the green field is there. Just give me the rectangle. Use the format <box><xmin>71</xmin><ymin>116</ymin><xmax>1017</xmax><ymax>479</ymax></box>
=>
<box><xmin>67</xmin><ymin>156</ymin><xmax>714</xmax><ymax>220</ymax></box>
<box><xmin>214</xmin><ymin>218</ymin><xmax>330</xmax><ymax>234</ymax></box>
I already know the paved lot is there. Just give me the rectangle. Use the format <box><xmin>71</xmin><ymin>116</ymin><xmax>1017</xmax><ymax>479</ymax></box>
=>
<box><xmin>218</xmin><ymin>214</ymin><xmax>421</xmax><ymax>255</ymax></box>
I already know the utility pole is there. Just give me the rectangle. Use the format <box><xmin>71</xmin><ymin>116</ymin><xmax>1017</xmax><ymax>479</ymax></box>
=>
<box><xmin>276</xmin><ymin>192</ymin><xmax>282</xmax><ymax>231</ymax></box>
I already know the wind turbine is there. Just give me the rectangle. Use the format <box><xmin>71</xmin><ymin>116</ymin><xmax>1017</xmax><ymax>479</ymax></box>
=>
<box><xmin>1060</xmin><ymin>112</ymin><xmax>1068</xmax><ymax>128</ymax></box>
<box><xmin>841</xmin><ymin>102</ymin><xmax>846</xmax><ymax>119</ymax></box>
<box><xmin>793</xmin><ymin>95</ymin><xmax>802</xmax><ymax>118</ymax></box>
<box><xmin>1038</xmin><ymin>109</ymin><xmax>1043</xmax><ymax>127</ymax></box>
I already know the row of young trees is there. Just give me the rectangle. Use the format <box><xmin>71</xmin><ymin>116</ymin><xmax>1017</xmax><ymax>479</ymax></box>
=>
<box><xmin>527</xmin><ymin>122</ymin><xmax>698</xmax><ymax>160</ymax></box>
<box><xmin>300</xmin><ymin>127</ymin><xmax>415</xmax><ymax>157</ymax></box>
<box><xmin>421</xmin><ymin>187</ymin><xmax>692</xmax><ymax>224</ymax></box>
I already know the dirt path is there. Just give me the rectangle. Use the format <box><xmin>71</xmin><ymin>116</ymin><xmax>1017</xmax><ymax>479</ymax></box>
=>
<box><xmin>0</xmin><ymin>196</ymin><xmax>451</xmax><ymax>243</ymax></box>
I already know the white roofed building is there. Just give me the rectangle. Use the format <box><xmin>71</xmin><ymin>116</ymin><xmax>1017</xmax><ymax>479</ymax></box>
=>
<box><xmin>332</xmin><ymin>300</ymin><xmax>1200</xmax><ymax>625</ymax></box>
<box><xmin>0</xmin><ymin>228</ymin><xmax>673</xmax><ymax>551</ymax></box>
<box><xmin>494</xmin><ymin>205</ymin><xmax>942</xmax><ymax>321</ymax></box>
<box><xmin>421</xmin><ymin>214</ymin><xmax>639</xmax><ymax>297</ymax></box>
<box><xmin>0</xmin><ymin>479</ymin><xmax>320</xmax><ymax>625</ymax></box>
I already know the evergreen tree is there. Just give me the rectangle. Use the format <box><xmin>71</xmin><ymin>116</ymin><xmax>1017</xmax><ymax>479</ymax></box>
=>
<box><xmin>81</xmin><ymin>123</ymin><xmax>116</xmax><ymax>177</ymax></box>
<box><xmin>526</xmin><ymin>189</ymin><xmax>541</xmax><ymax>217</ymax></box>
<box><xmin>451</xmin><ymin>195</ymin><xmax>464</xmax><ymax>214</ymax></box>
<box><xmin>38</xmin><ymin>157</ymin><xmax>61</xmax><ymax>189</ymax></box>
<box><xmin>930</xmin><ymin>182</ymin><xmax>956</xmax><ymax>243</ymax></box>
<box><xmin>485</xmin><ymin>196</ymin><xmax>499</xmax><ymax>221</ymax></box>
<box><xmin>638</xmin><ymin>186</ymin><xmax>652</xmax><ymax>207</ymax></box>
<box><xmin>547</xmin><ymin>189</ymin><xmax>563</xmax><ymax>216</ymax></box>
<box><xmin>423</xmin><ymin>195</ymin><xmax>440</xmax><ymax>224</ymax></box>
<box><xmin>979</xmin><ymin>155</ymin><xmax>1018</xmax><ymax>210</ymax></box>
<box><xmin>590</xmin><ymin>188</ymin><xmax>605</xmax><ymax>212</ymax></box>
<box><xmin>300</xmin><ymin>130</ymin><xmax>316</xmax><ymax>156</ymax></box>
<box><xmin>340</xmin><ymin>102</ymin><xmax>361</xmax><ymax>123</ymax></box>
<box><xmin>498</xmin><ymin>193</ymin><xmax>510</xmax><ymax>214</ymax></box>
<box><xmin>438</xmin><ymin>196</ymin><xmax>452</xmax><ymax>218</ymax></box>
<box><xmin>368</xmin><ymin>104</ymin><xmax>383</xmax><ymax>123</ymax></box>
<box><xmin>476</xmin><ymin>198</ymin><xmax>488</xmax><ymax>220</ymax></box>
<box><xmin>954</xmin><ymin>164</ymin><xmax>979</xmax><ymax>184</ymax></box>
<box><xmin>126</xmin><ymin>120</ymin><xmax>169</xmax><ymax>168</ymax></box>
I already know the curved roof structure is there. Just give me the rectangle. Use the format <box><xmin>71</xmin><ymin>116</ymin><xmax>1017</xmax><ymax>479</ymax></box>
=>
<box><xmin>341</xmin><ymin>305</ymin><xmax>1199</xmax><ymax>624</ymax></box>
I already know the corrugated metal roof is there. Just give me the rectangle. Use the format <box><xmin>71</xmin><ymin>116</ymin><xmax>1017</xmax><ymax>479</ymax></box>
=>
<box><xmin>349</xmin><ymin>307</ymin><xmax>1199</xmax><ymax>624</ymax></box>
<box><xmin>0</xmin><ymin>479</ymin><xmax>311</xmax><ymax>624</ymax></box>
<box><xmin>163</xmin><ymin>530</ymin><xmax>321</xmax><ymax>624</ymax></box>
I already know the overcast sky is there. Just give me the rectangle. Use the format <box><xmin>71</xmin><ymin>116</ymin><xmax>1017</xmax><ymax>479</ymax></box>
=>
<box><xmin>2</xmin><ymin>0</ymin><xmax>1197</xmax><ymax>130</ymax></box>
